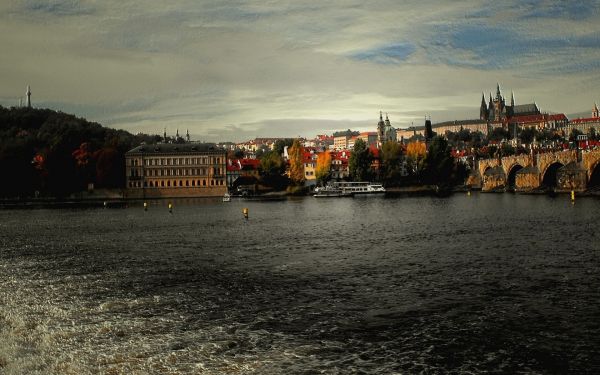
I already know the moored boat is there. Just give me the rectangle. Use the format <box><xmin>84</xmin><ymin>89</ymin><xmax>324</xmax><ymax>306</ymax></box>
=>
<box><xmin>330</xmin><ymin>181</ymin><xmax>386</xmax><ymax>195</ymax></box>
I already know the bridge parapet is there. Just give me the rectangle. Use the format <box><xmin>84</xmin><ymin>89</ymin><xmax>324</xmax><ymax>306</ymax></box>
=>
<box><xmin>501</xmin><ymin>154</ymin><xmax>532</xmax><ymax>175</ymax></box>
<box><xmin>478</xmin><ymin>158</ymin><xmax>500</xmax><ymax>179</ymax></box>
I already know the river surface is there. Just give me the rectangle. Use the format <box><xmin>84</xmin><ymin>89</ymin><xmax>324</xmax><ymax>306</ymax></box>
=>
<box><xmin>1</xmin><ymin>194</ymin><xmax>599</xmax><ymax>374</ymax></box>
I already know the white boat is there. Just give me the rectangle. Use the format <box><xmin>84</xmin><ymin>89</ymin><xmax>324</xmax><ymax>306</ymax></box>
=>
<box><xmin>223</xmin><ymin>193</ymin><xmax>231</xmax><ymax>202</ymax></box>
<box><xmin>313</xmin><ymin>186</ymin><xmax>351</xmax><ymax>198</ymax></box>
<box><xmin>330</xmin><ymin>181</ymin><xmax>386</xmax><ymax>195</ymax></box>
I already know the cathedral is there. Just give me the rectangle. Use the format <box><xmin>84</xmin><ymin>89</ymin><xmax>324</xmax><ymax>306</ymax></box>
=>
<box><xmin>480</xmin><ymin>84</ymin><xmax>540</xmax><ymax>122</ymax></box>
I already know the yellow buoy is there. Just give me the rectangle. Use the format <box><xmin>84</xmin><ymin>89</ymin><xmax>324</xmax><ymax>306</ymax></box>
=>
<box><xmin>168</xmin><ymin>202</ymin><xmax>173</xmax><ymax>213</ymax></box>
<box><xmin>243</xmin><ymin>207</ymin><xmax>249</xmax><ymax>219</ymax></box>
<box><xmin>571</xmin><ymin>190</ymin><xmax>575</xmax><ymax>202</ymax></box>
<box><xmin>143</xmin><ymin>202</ymin><xmax>148</xmax><ymax>211</ymax></box>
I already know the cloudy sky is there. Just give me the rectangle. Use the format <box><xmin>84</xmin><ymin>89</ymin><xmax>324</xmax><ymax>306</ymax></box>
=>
<box><xmin>2</xmin><ymin>0</ymin><xmax>600</xmax><ymax>141</ymax></box>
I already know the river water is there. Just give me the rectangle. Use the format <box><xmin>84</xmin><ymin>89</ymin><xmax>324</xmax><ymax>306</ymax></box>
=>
<box><xmin>1</xmin><ymin>194</ymin><xmax>599</xmax><ymax>374</ymax></box>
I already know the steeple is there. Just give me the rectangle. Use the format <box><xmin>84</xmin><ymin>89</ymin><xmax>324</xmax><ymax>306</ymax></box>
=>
<box><xmin>511</xmin><ymin>91</ymin><xmax>515</xmax><ymax>107</ymax></box>
<box><xmin>496</xmin><ymin>83</ymin><xmax>501</xmax><ymax>99</ymax></box>
<box><xmin>176</xmin><ymin>128</ymin><xmax>180</xmax><ymax>139</ymax></box>
<box><xmin>593</xmin><ymin>103</ymin><xmax>599</xmax><ymax>118</ymax></box>
<box><xmin>480</xmin><ymin>92</ymin><xmax>488</xmax><ymax>120</ymax></box>
<box><xmin>26</xmin><ymin>85</ymin><xmax>31</xmax><ymax>108</ymax></box>
<box><xmin>186</xmin><ymin>129</ymin><xmax>190</xmax><ymax>142</ymax></box>
<box><xmin>163</xmin><ymin>127</ymin><xmax>167</xmax><ymax>141</ymax></box>
<box><xmin>379</xmin><ymin>111</ymin><xmax>383</xmax><ymax>121</ymax></box>
<box><xmin>385</xmin><ymin>113</ymin><xmax>391</xmax><ymax>126</ymax></box>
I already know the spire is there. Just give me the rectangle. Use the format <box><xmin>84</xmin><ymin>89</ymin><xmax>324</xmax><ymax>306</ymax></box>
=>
<box><xmin>593</xmin><ymin>102</ymin><xmax>599</xmax><ymax>118</ymax></box>
<box><xmin>379</xmin><ymin>111</ymin><xmax>383</xmax><ymax>121</ymax></box>
<box><xmin>496</xmin><ymin>83</ymin><xmax>501</xmax><ymax>98</ymax></box>
<box><xmin>480</xmin><ymin>92</ymin><xmax>488</xmax><ymax>120</ymax></box>
<box><xmin>176</xmin><ymin>128</ymin><xmax>179</xmax><ymax>138</ymax></box>
<box><xmin>511</xmin><ymin>91</ymin><xmax>515</xmax><ymax>107</ymax></box>
<box><xmin>26</xmin><ymin>85</ymin><xmax>31</xmax><ymax>108</ymax></box>
<box><xmin>163</xmin><ymin>127</ymin><xmax>167</xmax><ymax>140</ymax></box>
<box><xmin>186</xmin><ymin>129</ymin><xmax>190</xmax><ymax>142</ymax></box>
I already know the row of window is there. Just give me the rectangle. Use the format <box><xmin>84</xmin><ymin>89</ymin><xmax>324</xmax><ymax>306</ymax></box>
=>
<box><xmin>128</xmin><ymin>179</ymin><xmax>225</xmax><ymax>188</ymax></box>
<box><xmin>129</xmin><ymin>168</ymin><xmax>223</xmax><ymax>177</ymax></box>
<box><xmin>128</xmin><ymin>156</ymin><xmax>223</xmax><ymax>167</ymax></box>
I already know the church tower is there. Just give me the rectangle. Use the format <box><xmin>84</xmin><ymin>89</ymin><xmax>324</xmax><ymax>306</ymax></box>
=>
<box><xmin>480</xmin><ymin>93</ymin><xmax>488</xmax><ymax>120</ymax></box>
<box><xmin>26</xmin><ymin>86</ymin><xmax>31</xmax><ymax>108</ymax></box>
<box><xmin>593</xmin><ymin>103</ymin><xmax>599</xmax><ymax>118</ymax></box>
<box><xmin>377</xmin><ymin>111</ymin><xmax>385</xmax><ymax>147</ymax></box>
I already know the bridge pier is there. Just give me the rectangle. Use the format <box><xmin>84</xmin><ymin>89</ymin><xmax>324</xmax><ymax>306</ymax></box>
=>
<box><xmin>515</xmin><ymin>166</ymin><xmax>541</xmax><ymax>192</ymax></box>
<box><xmin>482</xmin><ymin>166</ymin><xmax>506</xmax><ymax>191</ymax></box>
<box><xmin>556</xmin><ymin>162</ymin><xmax>587</xmax><ymax>192</ymax></box>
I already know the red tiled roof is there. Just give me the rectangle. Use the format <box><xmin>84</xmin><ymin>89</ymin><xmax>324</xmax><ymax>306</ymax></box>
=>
<box><xmin>510</xmin><ymin>113</ymin><xmax>567</xmax><ymax>124</ymax></box>
<box><xmin>226</xmin><ymin>158</ymin><xmax>260</xmax><ymax>172</ymax></box>
<box><xmin>569</xmin><ymin>117</ymin><xmax>600</xmax><ymax>124</ymax></box>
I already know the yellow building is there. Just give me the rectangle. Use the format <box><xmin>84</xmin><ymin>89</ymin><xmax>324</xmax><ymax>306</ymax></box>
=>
<box><xmin>125</xmin><ymin>143</ymin><xmax>227</xmax><ymax>198</ymax></box>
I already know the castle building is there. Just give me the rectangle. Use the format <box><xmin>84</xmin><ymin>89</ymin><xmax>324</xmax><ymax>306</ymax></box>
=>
<box><xmin>564</xmin><ymin>103</ymin><xmax>600</xmax><ymax>135</ymax></box>
<box><xmin>125</xmin><ymin>143</ymin><xmax>227</xmax><ymax>198</ymax></box>
<box><xmin>480</xmin><ymin>84</ymin><xmax>541</xmax><ymax>122</ymax></box>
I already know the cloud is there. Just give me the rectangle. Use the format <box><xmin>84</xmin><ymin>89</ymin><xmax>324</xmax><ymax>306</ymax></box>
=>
<box><xmin>1</xmin><ymin>0</ymin><xmax>600</xmax><ymax>142</ymax></box>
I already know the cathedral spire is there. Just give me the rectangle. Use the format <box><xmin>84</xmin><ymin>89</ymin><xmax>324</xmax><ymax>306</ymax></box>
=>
<box><xmin>480</xmin><ymin>92</ymin><xmax>488</xmax><ymax>120</ymax></box>
<box><xmin>186</xmin><ymin>129</ymin><xmax>190</xmax><ymax>142</ymax></box>
<box><xmin>163</xmin><ymin>127</ymin><xmax>167</xmax><ymax>141</ymax></box>
<box><xmin>496</xmin><ymin>83</ymin><xmax>501</xmax><ymax>99</ymax></box>
<box><xmin>511</xmin><ymin>91</ymin><xmax>515</xmax><ymax>107</ymax></box>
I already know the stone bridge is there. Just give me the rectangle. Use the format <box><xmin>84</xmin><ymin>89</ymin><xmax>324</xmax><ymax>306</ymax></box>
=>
<box><xmin>472</xmin><ymin>149</ymin><xmax>600</xmax><ymax>192</ymax></box>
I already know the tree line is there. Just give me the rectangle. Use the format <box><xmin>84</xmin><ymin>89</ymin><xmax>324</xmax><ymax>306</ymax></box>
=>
<box><xmin>0</xmin><ymin>106</ymin><xmax>155</xmax><ymax>198</ymax></box>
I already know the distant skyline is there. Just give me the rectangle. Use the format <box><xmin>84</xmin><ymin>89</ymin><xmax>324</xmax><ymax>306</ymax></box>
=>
<box><xmin>2</xmin><ymin>1</ymin><xmax>600</xmax><ymax>142</ymax></box>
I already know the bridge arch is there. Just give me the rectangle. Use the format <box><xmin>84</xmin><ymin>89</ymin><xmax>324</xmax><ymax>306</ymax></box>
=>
<box><xmin>506</xmin><ymin>164</ymin><xmax>524</xmax><ymax>191</ymax></box>
<box><xmin>588</xmin><ymin>161</ymin><xmax>600</xmax><ymax>189</ymax></box>
<box><xmin>541</xmin><ymin>162</ymin><xmax>564</xmax><ymax>189</ymax></box>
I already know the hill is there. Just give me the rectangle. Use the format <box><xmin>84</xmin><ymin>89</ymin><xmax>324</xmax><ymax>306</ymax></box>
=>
<box><xmin>0</xmin><ymin>106</ymin><xmax>158</xmax><ymax>198</ymax></box>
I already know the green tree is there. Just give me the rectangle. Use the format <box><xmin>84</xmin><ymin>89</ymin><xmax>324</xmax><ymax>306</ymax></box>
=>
<box><xmin>488</xmin><ymin>127</ymin><xmax>510</xmax><ymax>142</ymax></box>
<box><xmin>588</xmin><ymin>127</ymin><xmax>597</xmax><ymax>141</ymax></box>
<box><xmin>259</xmin><ymin>150</ymin><xmax>285</xmax><ymax>176</ymax></box>
<box><xmin>274</xmin><ymin>139</ymin><xmax>294</xmax><ymax>155</ymax></box>
<box><xmin>500</xmin><ymin>143</ymin><xmax>515</xmax><ymax>156</ymax></box>
<box><xmin>348</xmin><ymin>138</ymin><xmax>373</xmax><ymax>181</ymax></box>
<box><xmin>380</xmin><ymin>141</ymin><xmax>404</xmax><ymax>185</ymax></box>
<box><xmin>519</xmin><ymin>127</ymin><xmax>537</xmax><ymax>145</ymax></box>
<box><xmin>421</xmin><ymin>136</ymin><xmax>454</xmax><ymax>186</ymax></box>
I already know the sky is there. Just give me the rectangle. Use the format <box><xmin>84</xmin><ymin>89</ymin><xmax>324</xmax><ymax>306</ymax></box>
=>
<box><xmin>2</xmin><ymin>0</ymin><xmax>600</xmax><ymax>142</ymax></box>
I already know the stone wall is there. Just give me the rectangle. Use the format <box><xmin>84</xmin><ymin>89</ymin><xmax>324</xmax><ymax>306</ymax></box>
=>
<box><xmin>556</xmin><ymin>162</ymin><xmax>587</xmax><ymax>192</ymax></box>
<box><xmin>125</xmin><ymin>186</ymin><xmax>226</xmax><ymax>199</ymax></box>
<box><xmin>482</xmin><ymin>166</ymin><xmax>506</xmax><ymax>191</ymax></box>
<box><xmin>515</xmin><ymin>166</ymin><xmax>541</xmax><ymax>192</ymax></box>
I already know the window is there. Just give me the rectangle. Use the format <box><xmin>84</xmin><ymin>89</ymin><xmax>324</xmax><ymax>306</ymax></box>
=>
<box><xmin>179</xmin><ymin>180</ymin><xmax>183</xmax><ymax>187</ymax></box>
<box><xmin>185</xmin><ymin>180</ymin><xmax>189</xmax><ymax>187</ymax></box>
